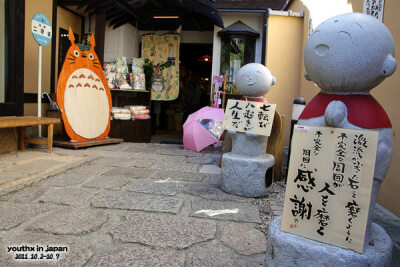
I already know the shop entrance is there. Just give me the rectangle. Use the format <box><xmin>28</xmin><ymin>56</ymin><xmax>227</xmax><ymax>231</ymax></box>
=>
<box><xmin>151</xmin><ymin>43</ymin><xmax>212</xmax><ymax>144</ymax></box>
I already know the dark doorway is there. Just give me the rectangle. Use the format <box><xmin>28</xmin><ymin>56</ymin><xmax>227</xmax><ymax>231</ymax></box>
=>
<box><xmin>151</xmin><ymin>43</ymin><xmax>212</xmax><ymax>142</ymax></box>
<box><xmin>58</xmin><ymin>28</ymin><xmax>79</xmax><ymax>76</ymax></box>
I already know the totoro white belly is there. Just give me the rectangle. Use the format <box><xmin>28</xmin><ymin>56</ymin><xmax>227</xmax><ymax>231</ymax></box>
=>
<box><xmin>64</xmin><ymin>68</ymin><xmax>109</xmax><ymax>139</ymax></box>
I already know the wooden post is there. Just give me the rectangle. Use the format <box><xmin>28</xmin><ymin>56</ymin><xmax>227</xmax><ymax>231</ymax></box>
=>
<box><xmin>211</xmin><ymin>84</ymin><xmax>215</xmax><ymax>107</ymax></box>
<box><xmin>19</xmin><ymin>127</ymin><xmax>26</xmax><ymax>151</ymax></box>
<box><xmin>47</xmin><ymin>124</ymin><xmax>54</xmax><ymax>153</ymax></box>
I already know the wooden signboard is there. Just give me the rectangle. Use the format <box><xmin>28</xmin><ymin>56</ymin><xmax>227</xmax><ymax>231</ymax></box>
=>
<box><xmin>281</xmin><ymin>125</ymin><xmax>378</xmax><ymax>253</ymax></box>
<box><xmin>223</xmin><ymin>99</ymin><xmax>276</xmax><ymax>136</ymax></box>
<box><xmin>56</xmin><ymin>27</ymin><xmax>112</xmax><ymax>142</ymax></box>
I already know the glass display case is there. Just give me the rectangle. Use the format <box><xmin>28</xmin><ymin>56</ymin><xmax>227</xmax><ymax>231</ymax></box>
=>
<box><xmin>218</xmin><ymin>21</ymin><xmax>260</xmax><ymax>93</ymax></box>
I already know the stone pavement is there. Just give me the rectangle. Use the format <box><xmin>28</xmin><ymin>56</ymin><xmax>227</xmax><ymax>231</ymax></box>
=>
<box><xmin>0</xmin><ymin>142</ymin><xmax>285</xmax><ymax>266</ymax></box>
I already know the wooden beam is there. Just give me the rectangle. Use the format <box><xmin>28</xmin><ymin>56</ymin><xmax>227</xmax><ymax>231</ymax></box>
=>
<box><xmin>95</xmin><ymin>11</ymin><xmax>106</xmax><ymax>64</ymax></box>
<box><xmin>109</xmin><ymin>0</ymin><xmax>146</xmax><ymax>24</ymax></box>
<box><xmin>113</xmin><ymin>18</ymin><xmax>134</xmax><ymax>29</ymax></box>
<box><xmin>108</xmin><ymin>14</ymin><xmax>131</xmax><ymax>27</ymax></box>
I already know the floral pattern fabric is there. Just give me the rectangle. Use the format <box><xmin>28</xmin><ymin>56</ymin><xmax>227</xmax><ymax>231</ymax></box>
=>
<box><xmin>142</xmin><ymin>34</ymin><xmax>180</xmax><ymax>101</ymax></box>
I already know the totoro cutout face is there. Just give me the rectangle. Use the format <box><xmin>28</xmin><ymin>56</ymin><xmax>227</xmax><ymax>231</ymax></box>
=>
<box><xmin>56</xmin><ymin>27</ymin><xmax>112</xmax><ymax>141</ymax></box>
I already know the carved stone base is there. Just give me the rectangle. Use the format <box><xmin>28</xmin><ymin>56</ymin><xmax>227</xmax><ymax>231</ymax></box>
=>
<box><xmin>266</xmin><ymin>216</ymin><xmax>393</xmax><ymax>267</ymax></box>
<box><xmin>221</xmin><ymin>152</ymin><xmax>274</xmax><ymax>197</ymax></box>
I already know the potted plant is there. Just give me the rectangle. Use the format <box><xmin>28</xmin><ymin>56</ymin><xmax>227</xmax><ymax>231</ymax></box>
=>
<box><xmin>143</xmin><ymin>58</ymin><xmax>171</xmax><ymax>91</ymax></box>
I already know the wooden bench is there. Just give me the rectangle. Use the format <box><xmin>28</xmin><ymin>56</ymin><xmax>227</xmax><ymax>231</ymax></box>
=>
<box><xmin>0</xmin><ymin>116</ymin><xmax>61</xmax><ymax>152</ymax></box>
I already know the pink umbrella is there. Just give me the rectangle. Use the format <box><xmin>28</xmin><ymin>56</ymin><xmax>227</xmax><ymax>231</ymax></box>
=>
<box><xmin>183</xmin><ymin>106</ymin><xmax>225</xmax><ymax>152</ymax></box>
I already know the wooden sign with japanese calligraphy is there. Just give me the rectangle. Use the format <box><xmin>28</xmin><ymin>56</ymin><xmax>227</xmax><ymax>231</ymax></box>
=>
<box><xmin>363</xmin><ymin>0</ymin><xmax>385</xmax><ymax>22</ymax></box>
<box><xmin>281</xmin><ymin>125</ymin><xmax>378</xmax><ymax>253</ymax></box>
<box><xmin>223</xmin><ymin>99</ymin><xmax>276</xmax><ymax>136</ymax></box>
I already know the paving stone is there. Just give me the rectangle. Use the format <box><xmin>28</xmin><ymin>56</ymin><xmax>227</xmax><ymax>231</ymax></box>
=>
<box><xmin>183</xmin><ymin>183</ymin><xmax>250</xmax><ymax>202</ymax></box>
<box><xmin>0</xmin><ymin>232</ymin><xmax>93</xmax><ymax>267</ymax></box>
<box><xmin>149</xmin><ymin>170</ymin><xmax>206</xmax><ymax>182</ymax></box>
<box><xmin>125</xmin><ymin>179</ymin><xmax>183</xmax><ymax>196</ymax></box>
<box><xmin>1</xmin><ymin>186</ymin><xmax>49</xmax><ymax>203</ymax></box>
<box><xmin>83</xmin><ymin>175</ymin><xmax>130</xmax><ymax>190</ymax></box>
<box><xmin>27</xmin><ymin>208</ymin><xmax>108</xmax><ymax>236</ymax></box>
<box><xmin>102</xmin><ymin>167</ymin><xmax>151</xmax><ymax>178</ymax></box>
<box><xmin>191</xmin><ymin>199</ymin><xmax>261</xmax><ymax>223</ymax></box>
<box><xmin>89</xmin><ymin>157</ymin><xmax>132</xmax><ymax>167</ymax></box>
<box><xmin>38</xmin><ymin>188</ymin><xmax>98</xmax><ymax>206</ymax></box>
<box><xmin>130</xmin><ymin>158</ymin><xmax>155</xmax><ymax>168</ymax></box>
<box><xmin>88</xmin><ymin>143</ymin><xmax>130</xmax><ymax>152</ymax></box>
<box><xmin>5</xmin><ymin>159</ymin><xmax>64</xmax><ymax>175</ymax></box>
<box><xmin>40</xmin><ymin>173</ymin><xmax>92</xmax><ymax>187</ymax></box>
<box><xmin>187</xmin><ymin>239</ymin><xmax>266</xmax><ymax>267</ymax></box>
<box><xmin>202</xmin><ymin>174</ymin><xmax>223</xmax><ymax>185</ymax></box>
<box><xmin>187</xmin><ymin>156</ymin><xmax>215</xmax><ymax>164</ymax></box>
<box><xmin>121</xmin><ymin>143</ymin><xmax>152</xmax><ymax>153</ymax></box>
<box><xmin>0</xmin><ymin>172</ymin><xmax>29</xmax><ymax>186</ymax></box>
<box><xmin>97</xmin><ymin>246</ymin><xmax>185</xmax><ymax>266</ymax></box>
<box><xmin>90</xmin><ymin>191</ymin><xmax>183</xmax><ymax>214</ymax></box>
<box><xmin>156</xmin><ymin>148</ymin><xmax>198</xmax><ymax>157</ymax></box>
<box><xmin>108</xmin><ymin>212</ymin><xmax>216</xmax><ymax>249</ymax></box>
<box><xmin>68</xmin><ymin>164</ymin><xmax>113</xmax><ymax>175</ymax></box>
<box><xmin>150</xmin><ymin>161</ymin><xmax>199</xmax><ymax>173</ymax></box>
<box><xmin>199</xmin><ymin>164</ymin><xmax>222</xmax><ymax>174</ymax></box>
<box><xmin>220</xmin><ymin>223</ymin><xmax>267</xmax><ymax>255</ymax></box>
<box><xmin>0</xmin><ymin>202</ymin><xmax>54</xmax><ymax>230</ymax></box>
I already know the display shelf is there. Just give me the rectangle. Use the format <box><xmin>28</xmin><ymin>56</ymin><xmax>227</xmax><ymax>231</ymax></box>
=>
<box><xmin>109</xmin><ymin>89</ymin><xmax>152</xmax><ymax>143</ymax></box>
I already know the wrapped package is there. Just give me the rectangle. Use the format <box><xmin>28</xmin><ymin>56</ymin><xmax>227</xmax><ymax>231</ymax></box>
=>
<box><xmin>113</xmin><ymin>113</ymin><xmax>131</xmax><ymax>120</ymax></box>
<box><xmin>103</xmin><ymin>63</ymin><xmax>118</xmax><ymax>89</ymax></box>
<box><xmin>132</xmin><ymin>114</ymin><xmax>151</xmax><ymax>120</ymax></box>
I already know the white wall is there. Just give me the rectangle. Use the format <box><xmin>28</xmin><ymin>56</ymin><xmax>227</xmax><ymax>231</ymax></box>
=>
<box><xmin>211</xmin><ymin>12</ymin><xmax>265</xmax><ymax>83</ymax></box>
<box><xmin>104</xmin><ymin>24</ymin><xmax>140</xmax><ymax>63</ymax></box>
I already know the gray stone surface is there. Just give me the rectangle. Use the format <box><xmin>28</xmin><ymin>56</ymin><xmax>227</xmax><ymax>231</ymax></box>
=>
<box><xmin>90</xmin><ymin>191</ymin><xmax>183</xmax><ymax>214</ymax></box>
<box><xmin>156</xmin><ymin>147</ymin><xmax>198</xmax><ymax>157</ymax></box>
<box><xmin>125</xmin><ymin>179</ymin><xmax>183</xmax><ymax>196</ymax></box>
<box><xmin>68</xmin><ymin>164</ymin><xmax>113</xmax><ymax>175</ymax></box>
<box><xmin>1</xmin><ymin>186</ymin><xmax>49</xmax><ymax>202</ymax></box>
<box><xmin>89</xmin><ymin>157</ymin><xmax>132</xmax><ymax>167</ymax></box>
<box><xmin>0</xmin><ymin>232</ymin><xmax>94</xmax><ymax>267</ymax></box>
<box><xmin>202</xmin><ymin>174</ymin><xmax>223</xmax><ymax>185</ymax></box>
<box><xmin>27</xmin><ymin>208</ymin><xmax>108</xmax><ymax>235</ymax></box>
<box><xmin>220</xmin><ymin>223</ymin><xmax>266</xmax><ymax>255</ymax></box>
<box><xmin>4</xmin><ymin>159</ymin><xmax>64</xmax><ymax>175</ymax></box>
<box><xmin>266</xmin><ymin>216</ymin><xmax>393</xmax><ymax>267</ymax></box>
<box><xmin>373</xmin><ymin>204</ymin><xmax>400</xmax><ymax>267</ymax></box>
<box><xmin>191</xmin><ymin>199</ymin><xmax>261</xmax><ymax>223</ymax></box>
<box><xmin>38</xmin><ymin>187</ymin><xmax>98</xmax><ymax>206</ymax></box>
<box><xmin>187</xmin><ymin>239</ymin><xmax>266</xmax><ymax>267</ymax></box>
<box><xmin>150</xmin><ymin>161</ymin><xmax>199</xmax><ymax>173</ymax></box>
<box><xmin>83</xmin><ymin>175</ymin><xmax>130</xmax><ymax>190</ymax></box>
<box><xmin>149</xmin><ymin>170</ymin><xmax>206</xmax><ymax>182</ymax></box>
<box><xmin>0</xmin><ymin>202</ymin><xmax>54</xmax><ymax>230</ymax></box>
<box><xmin>222</xmin><ymin>153</ymin><xmax>274</xmax><ymax>197</ymax></box>
<box><xmin>130</xmin><ymin>158</ymin><xmax>156</xmax><ymax>168</ymax></box>
<box><xmin>97</xmin><ymin>246</ymin><xmax>186</xmax><ymax>266</ymax></box>
<box><xmin>187</xmin><ymin>156</ymin><xmax>216</xmax><ymax>164</ymax></box>
<box><xmin>108</xmin><ymin>212</ymin><xmax>216</xmax><ymax>249</ymax></box>
<box><xmin>199</xmin><ymin>164</ymin><xmax>221</xmax><ymax>174</ymax></box>
<box><xmin>102</xmin><ymin>166</ymin><xmax>151</xmax><ymax>178</ymax></box>
<box><xmin>183</xmin><ymin>183</ymin><xmax>250</xmax><ymax>202</ymax></box>
<box><xmin>0</xmin><ymin>171</ymin><xmax>27</xmax><ymax>185</ymax></box>
<box><xmin>40</xmin><ymin>173</ymin><xmax>91</xmax><ymax>187</ymax></box>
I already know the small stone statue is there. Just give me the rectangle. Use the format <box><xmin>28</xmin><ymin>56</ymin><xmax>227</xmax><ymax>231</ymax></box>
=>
<box><xmin>222</xmin><ymin>63</ymin><xmax>276</xmax><ymax>197</ymax></box>
<box><xmin>298</xmin><ymin>12</ymin><xmax>397</xmax><ymax>241</ymax></box>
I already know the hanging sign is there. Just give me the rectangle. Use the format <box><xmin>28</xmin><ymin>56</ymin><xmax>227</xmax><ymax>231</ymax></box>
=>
<box><xmin>223</xmin><ymin>99</ymin><xmax>276</xmax><ymax>136</ymax></box>
<box><xmin>363</xmin><ymin>0</ymin><xmax>385</xmax><ymax>22</ymax></box>
<box><xmin>281</xmin><ymin>125</ymin><xmax>378</xmax><ymax>253</ymax></box>
<box><xmin>31</xmin><ymin>13</ymin><xmax>52</xmax><ymax>46</ymax></box>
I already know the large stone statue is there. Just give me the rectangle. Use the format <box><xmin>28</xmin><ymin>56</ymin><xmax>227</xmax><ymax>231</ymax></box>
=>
<box><xmin>266</xmin><ymin>13</ymin><xmax>395</xmax><ymax>266</ymax></box>
<box><xmin>221</xmin><ymin>63</ymin><xmax>276</xmax><ymax>197</ymax></box>
<box><xmin>298</xmin><ymin>12</ymin><xmax>396</xmax><ymax>240</ymax></box>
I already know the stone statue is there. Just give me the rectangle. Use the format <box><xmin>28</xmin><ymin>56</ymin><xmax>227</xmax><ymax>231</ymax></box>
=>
<box><xmin>266</xmin><ymin>13</ymin><xmax>395</xmax><ymax>266</ymax></box>
<box><xmin>221</xmin><ymin>63</ymin><xmax>276</xmax><ymax>197</ymax></box>
<box><xmin>298</xmin><ymin>12</ymin><xmax>396</xmax><ymax>240</ymax></box>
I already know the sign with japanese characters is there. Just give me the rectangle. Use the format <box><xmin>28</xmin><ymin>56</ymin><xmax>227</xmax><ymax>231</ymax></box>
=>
<box><xmin>281</xmin><ymin>125</ymin><xmax>378</xmax><ymax>253</ymax></box>
<box><xmin>31</xmin><ymin>13</ymin><xmax>52</xmax><ymax>46</ymax></box>
<box><xmin>223</xmin><ymin>99</ymin><xmax>276</xmax><ymax>136</ymax></box>
<box><xmin>363</xmin><ymin>0</ymin><xmax>385</xmax><ymax>22</ymax></box>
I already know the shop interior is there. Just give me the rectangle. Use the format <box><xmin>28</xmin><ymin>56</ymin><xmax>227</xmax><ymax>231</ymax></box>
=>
<box><xmin>150</xmin><ymin>43</ymin><xmax>212</xmax><ymax>143</ymax></box>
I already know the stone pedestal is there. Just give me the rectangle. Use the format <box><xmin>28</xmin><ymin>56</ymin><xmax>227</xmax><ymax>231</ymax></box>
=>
<box><xmin>221</xmin><ymin>152</ymin><xmax>274</xmax><ymax>197</ymax></box>
<box><xmin>266</xmin><ymin>216</ymin><xmax>393</xmax><ymax>267</ymax></box>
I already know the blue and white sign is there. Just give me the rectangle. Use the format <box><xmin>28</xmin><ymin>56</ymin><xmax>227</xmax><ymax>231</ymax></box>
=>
<box><xmin>31</xmin><ymin>13</ymin><xmax>52</xmax><ymax>46</ymax></box>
